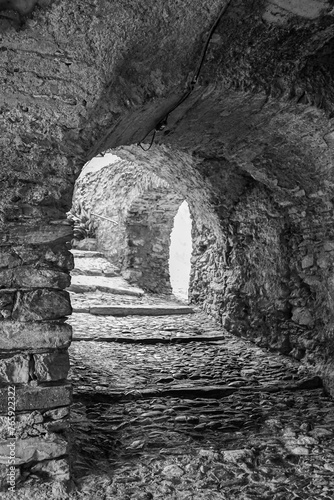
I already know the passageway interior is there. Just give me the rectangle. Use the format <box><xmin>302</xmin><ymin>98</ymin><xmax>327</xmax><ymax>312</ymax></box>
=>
<box><xmin>61</xmin><ymin>153</ymin><xmax>334</xmax><ymax>499</ymax></box>
<box><xmin>2</xmin><ymin>0</ymin><xmax>334</xmax><ymax>497</ymax></box>
<box><xmin>67</xmin><ymin>246</ymin><xmax>334</xmax><ymax>500</ymax></box>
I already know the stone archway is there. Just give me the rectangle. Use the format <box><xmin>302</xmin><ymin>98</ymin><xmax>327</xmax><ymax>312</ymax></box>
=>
<box><xmin>1</xmin><ymin>0</ymin><xmax>334</xmax><ymax>493</ymax></box>
<box><xmin>72</xmin><ymin>157</ymin><xmax>185</xmax><ymax>294</ymax></box>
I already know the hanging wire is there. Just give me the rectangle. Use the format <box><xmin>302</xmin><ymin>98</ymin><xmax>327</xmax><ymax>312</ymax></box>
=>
<box><xmin>138</xmin><ymin>129</ymin><xmax>157</xmax><ymax>151</ymax></box>
<box><xmin>137</xmin><ymin>0</ymin><xmax>232</xmax><ymax>151</ymax></box>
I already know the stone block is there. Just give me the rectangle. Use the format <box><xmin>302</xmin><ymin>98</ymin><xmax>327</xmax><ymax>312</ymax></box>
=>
<box><xmin>317</xmin><ymin>253</ymin><xmax>330</xmax><ymax>269</ymax></box>
<box><xmin>0</xmin><ymin>268</ymin><xmax>70</xmax><ymax>289</ymax></box>
<box><xmin>1</xmin><ymin>409</ymin><xmax>70</xmax><ymax>441</ymax></box>
<box><xmin>0</xmin><ymin>248</ymin><xmax>20</xmax><ymax>269</ymax></box>
<box><xmin>34</xmin><ymin>351</ymin><xmax>70</xmax><ymax>381</ymax></box>
<box><xmin>44</xmin><ymin>247</ymin><xmax>74</xmax><ymax>271</ymax></box>
<box><xmin>222</xmin><ymin>449</ymin><xmax>254</xmax><ymax>463</ymax></box>
<box><xmin>0</xmin><ymin>354</ymin><xmax>30</xmax><ymax>384</ymax></box>
<box><xmin>324</xmin><ymin>241</ymin><xmax>334</xmax><ymax>252</ymax></box>
<box><xmin>0</xmin><ymin>245</ymin><xmax>74</xmax><ymax>272</ymax></box>
<box><xmin>88</xmin><ymin>305</ymin><xmax>194</xmax><ymax>316</ymax></box>
<box><xmin>303</xmin><ymin>276</ymin><xmax>321</xmax><ymax>287</ymax></box>
<box><xmin>0</xmin><ymin>321</ymin><xmax>72</xmax><ymax>350</ymax></box>
<box><xmin>0</xmin><ymin>384</ymin><xmax>72</xmax><ymax>413</ymax></box>
<box><xmin>0</xmin><ymin>435</ymin><xmax>68</xmax><ymax>465</ymax></box>
<box><xmin>31</xmin><ymin>458</ymin><xmax>70</xmax><ymax>481</ymax></box>
<box><xmin>45</xmin><ymin>419</ymin><xmax>69</xmax><ymax>433</ymax></box>
<box><xmin>301</xmin><ymin>254</ymin><xmax>314</xmax><ymax>269</ymax></box>
<box><xmin>0</xmin><ymin>292</ymin><xmax>15</xmax><ymax>320</ymax></box>
<box><xmin>11</xmin><ymin>290</ymin><xmax>71</xmax><ymax>321</ymax></box>
<box><xmin>73</xmin><ymin>238</ymin><xmax>97</xmax><ymax>251</ymax></box>
<box><xmin>291</xmin><ymin>307</ymin><xmax>313</xmax><ymax>326</ymax></box>
<box><xmin>44</xmin><ymin>407</ymin><xmax>70</xmax><ymax>420</ymax></box>
<box><xmin>1</xmin><ymin>411</ymin><xmax>44</xmax><ymax>440</ymax></box>
<box><xmin>0</xmin><ymin>223</ymin><xmax>73</xmax><ymax>246</ymax></box>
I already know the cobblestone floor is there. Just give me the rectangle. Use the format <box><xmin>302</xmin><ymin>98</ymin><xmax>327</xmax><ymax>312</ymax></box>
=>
<box><xmin>66</xmin><ymin>283</ymin><xmax>334</xmax><ymax>500</ymax></box>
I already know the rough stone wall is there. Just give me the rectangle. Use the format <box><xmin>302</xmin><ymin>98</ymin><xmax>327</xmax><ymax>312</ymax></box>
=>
<box><xmin>0</xmin><ymin>231</ymin><xmax>74</xmax><ymax>488</ymax></box>
<box><xmin>189</xmin><ymin>179</ymin><xmax>334</xmax><ymax>394</ymax></box>
<box><xmin>123</xmin><ymin>190</ymin><xmax>184</xmax><ymax>293</ymax></box>
<box><xmin>114</xmin><ymin>147</ymin><xmax>334</xmax><ymax>395</ymax></box>
<box><xmin>1</xmin><ymin>0</ymin><xmax>334</xmax><ymax>490</ymax></box>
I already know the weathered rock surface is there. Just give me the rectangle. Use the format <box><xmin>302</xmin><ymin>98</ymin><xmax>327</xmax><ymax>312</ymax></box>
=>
<box><xmin>0</xmin><ymin>384</ymin><xmax>72</xmax><ymax>413</ymax></box>
<box><xmin>34</xmin><ymin>351</ymin><xmax>70</xmax><ymax>381</ymax></box>
<box><xmin>77</xmin><ymin>304</ymin><xmax>194</xmax><ymax>317</ymax></box>
<box><xmin>0</xmin><ymin>436</ymin><xmax>68</xmax><ymax>465</ymax></box>
<box><xmin>0</xmin><ymin>354</ymin><xmax>30</xmax><ymax>384</ymax></box>
<box><xmin>2</xmin><ymin>0</ymin><xmax>334</xmax><ymax>494</ymax></box>
<box><xmin>0</xmin><ymin>321</ymin><xmax>72</xmax><ymax>350</ymax></box>
<box><xmin>10</xmin><ymin>289</ymin><xmax>71</xmax><ymax>321</ymax></box>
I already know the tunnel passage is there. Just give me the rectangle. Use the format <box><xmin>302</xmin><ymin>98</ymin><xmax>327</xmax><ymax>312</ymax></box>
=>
<box><xmin>2</xmin><ymin>0</ymin><xmax>334</xmax><ymax>493</ymax></box>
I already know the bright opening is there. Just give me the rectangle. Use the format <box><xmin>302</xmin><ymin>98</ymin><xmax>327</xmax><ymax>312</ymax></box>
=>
<box><xmin>80</xmin><ymin>153</ymin><xmax>119</xmax><ymax>177</ymax></box>
<box><xmin>169</xmin><ymin>201</ymin><xmax>192</xmax><ymax>302</ymax></box>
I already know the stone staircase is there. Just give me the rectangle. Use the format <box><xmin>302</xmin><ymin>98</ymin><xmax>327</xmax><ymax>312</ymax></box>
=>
<box><xmin>67</xmin><ymin>249</ymin><xmax>194</xmax><ymax>316</ymax></box>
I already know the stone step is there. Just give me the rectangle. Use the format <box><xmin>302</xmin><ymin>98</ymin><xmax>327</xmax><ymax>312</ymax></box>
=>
<box><xmin>73</xmin><ymin>376</ymin><xmax>323</xmax><ymax>404</ymax></box>
<box><xmin>71</xmin><ymin>250</ymin><xmax>105</xmax><ymax>258</ymax></box>
<box><xmin>68</xmin><ymin>284</ymin><xmax>144</xmax><ymax>297</ymax></box>
<box><xmin>71</xmin><ymin>335</ymin><xmax>226</xmax><ymax>344</ymax></box>
<box><xmin>71</xmin><ymin>269</ymin><xmax>119</xmax><ymax>277</ymax></box>
<box><xmin>72</xmin><ymin>305</ymin><xmax>194</xmax><ymax>316</ymax></box>
<box><xmin>74</xmin><ymin>385</ymin><xmax>236</xmax><ymax>403</ymax></box>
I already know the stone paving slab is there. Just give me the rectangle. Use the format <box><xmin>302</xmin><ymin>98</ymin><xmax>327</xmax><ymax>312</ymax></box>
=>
<box><xmin>69</xmin><ymin>290</ymin><xmax>186</xmax><ymax>309</ymax></box>
<box><xmin>68</xmin><ymin>283</ymin><xmax>144</xmax><ymax>297</ymax></box>
<box><xmin>70</xmin><ymin>275</ymin><xmax>144</xmax><ymax>295</ymax></box>
<box><xmin>72</xmin><ymin>334</ymin><xmax>227</xmax><ymax>344</ymax></box>
<box><xmin>74</xmin><ymin>377</ymin><xmax>323</xmax><ymax>404</ymax></box>
<box><xmin>73</xmin><ymin>305</ymin><xmax>194</xmax><ymax>316</ymax></box>
<box><xmin>70</xmin><ymin>251</ymin><xmax>120</xmax><ymax>278</ymax></box>
<box><xmin>71</xmin><ymin>250</ymin><xmax>105</xmax><ymax>259</ymax></box>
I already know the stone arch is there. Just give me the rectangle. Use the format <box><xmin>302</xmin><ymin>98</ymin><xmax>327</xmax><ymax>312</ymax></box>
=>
<box><xmin>2</xmin><ymin>0</ymin><xmax>334</xmax><ymax>492</ymax></box>
<box><xmin>73</xmin><ymin>152</ymin><xmax>219</xmax><ymax>296</ymax></box>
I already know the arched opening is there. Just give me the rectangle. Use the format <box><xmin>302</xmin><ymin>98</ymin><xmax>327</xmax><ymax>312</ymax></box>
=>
<box><xmin>169</xmin><ymin>200</ymin><xmax>192</xmax><ymax>302</ymax></box>
<box><xmin>3</xmin><ymin>1</ymin><xmax>334</xmax><ymax>493</ymax></box>
<box><xmin>71</xmin><ymin>156</ymin><xmax>187</xmax><ymax>294</ymax></box>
